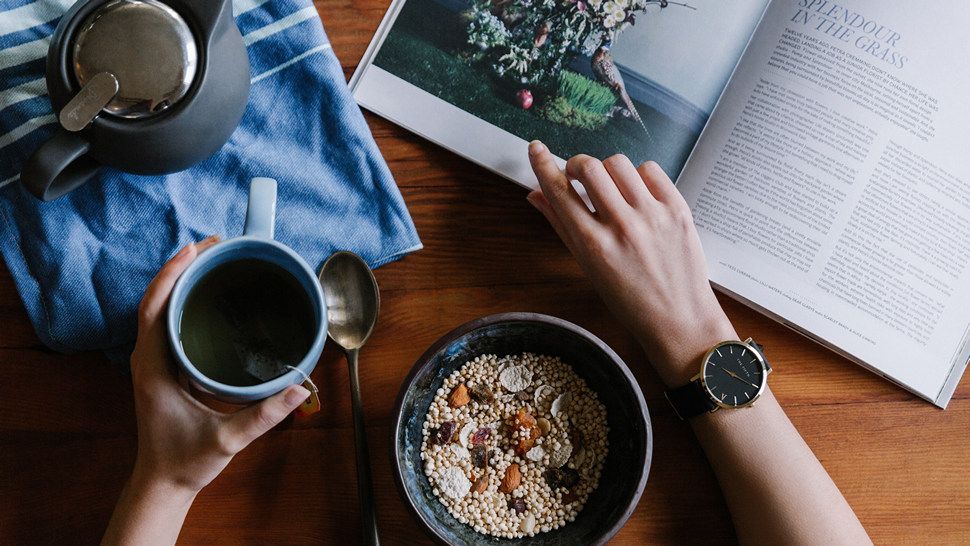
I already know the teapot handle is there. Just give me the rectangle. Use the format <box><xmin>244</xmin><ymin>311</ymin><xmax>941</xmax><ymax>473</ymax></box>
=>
<box><xmin>21</xmin><ymin>129</ymin><xmax>101</xmax><ymax>201</ymax></box>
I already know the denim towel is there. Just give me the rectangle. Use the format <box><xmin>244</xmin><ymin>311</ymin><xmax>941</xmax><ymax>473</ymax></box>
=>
<box><xmin>0</xmin><ymin>0</ymin><xmax>422</xmax><ymax>356</ymax></box>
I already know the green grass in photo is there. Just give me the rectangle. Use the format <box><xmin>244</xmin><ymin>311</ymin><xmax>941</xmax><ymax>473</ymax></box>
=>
<box><xmin>537</xmin><ymin>71</ymin><xmax>616</xmax><ymax>130</ymax></box>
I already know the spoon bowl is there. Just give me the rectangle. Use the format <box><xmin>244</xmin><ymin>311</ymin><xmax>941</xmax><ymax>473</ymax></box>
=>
<box><xmin>320</xmin><ymin>251</ymin><xmax>380</xmax><ymax>350</ymax></box>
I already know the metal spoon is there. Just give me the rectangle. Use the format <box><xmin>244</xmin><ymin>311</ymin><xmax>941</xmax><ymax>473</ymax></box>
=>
<box><xmin>319</xmin><ymin>251</ymin><xmax>381</xmax><ymax>546</ymax></box>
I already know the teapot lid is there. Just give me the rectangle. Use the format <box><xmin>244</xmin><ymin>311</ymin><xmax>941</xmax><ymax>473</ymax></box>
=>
<box><xmin>72</xmin><ymin>0</ymin><xmax>198</xmax><ymax>119</ymax></box>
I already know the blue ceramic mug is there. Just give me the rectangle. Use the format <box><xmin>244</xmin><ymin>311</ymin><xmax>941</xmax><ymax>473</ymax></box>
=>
<box><xmin>166</xmin><ymin>177</ymin><xmax>327</xmax><ymax>403</ymax></box>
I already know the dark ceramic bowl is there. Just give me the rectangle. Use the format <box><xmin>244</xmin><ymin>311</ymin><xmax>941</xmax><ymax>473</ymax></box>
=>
<box><xmin>391</xmin><ymin>313</ymin><xmax>652</xmax><ymax>545</ymax></box>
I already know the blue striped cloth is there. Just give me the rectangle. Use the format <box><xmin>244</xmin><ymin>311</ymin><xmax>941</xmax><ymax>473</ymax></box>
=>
<box><xmin>0</xmin><ymin>0</ymin><xmax>421</xmax><ymax>357</ymax></box>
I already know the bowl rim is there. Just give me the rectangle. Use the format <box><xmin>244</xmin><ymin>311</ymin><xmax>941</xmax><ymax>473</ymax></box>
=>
<box><xmin>390</xmin><ymin>312</ymin><xmax>653</xmax><ymax>545</ymax></box>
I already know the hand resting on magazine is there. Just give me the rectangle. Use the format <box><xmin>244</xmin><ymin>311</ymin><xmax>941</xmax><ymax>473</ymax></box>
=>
<box><xmin>526</xmin><ymin>140</ymin><xmax>871</xmax><ymax>545</ymax></box>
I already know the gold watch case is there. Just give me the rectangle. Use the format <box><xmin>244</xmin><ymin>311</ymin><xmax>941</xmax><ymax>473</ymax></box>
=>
<box><xmin>691</xmin><ymin>337</ymin><xmax>771</xmax><ymax>411</ymax></box>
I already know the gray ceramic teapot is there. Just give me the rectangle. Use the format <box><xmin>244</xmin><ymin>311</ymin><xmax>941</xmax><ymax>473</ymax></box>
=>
<box><xmin>21</xmin><ymin>0</ymin><xmax>250</xmax><ymax>201</ymax></box>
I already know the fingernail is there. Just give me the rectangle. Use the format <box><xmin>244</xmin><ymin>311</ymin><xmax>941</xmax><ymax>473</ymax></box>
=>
<box><xmin>200</xmin><ymin>234</ymin><xmax>220</xmax><ymax>244</ymax></box>
<box><xmin>528</xmin><ymin>140</ymin><xmax>545</xmax><ymax>156</ymax></box>
<box><xmin>285</xmin><ymin>385</ymin><xmax>310</xmax><ymax>406</ymax></box>
<box><xmin>526</xmin><ymin>191</ymin><xmax>538</xmax><ymax>207</ymax></box>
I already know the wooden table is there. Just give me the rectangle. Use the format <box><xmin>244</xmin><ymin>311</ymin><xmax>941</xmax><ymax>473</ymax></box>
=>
<box><xmin>2</xmin><ymin>1</ymin><xmax>969</xmax><ymax>543</ymax></box>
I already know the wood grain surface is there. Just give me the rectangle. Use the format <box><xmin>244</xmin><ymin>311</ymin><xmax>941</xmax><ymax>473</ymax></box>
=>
<box><xmin>2</xmin><ymin>1</ymin><xmax>969</xmax><ymax>544</ymax></box>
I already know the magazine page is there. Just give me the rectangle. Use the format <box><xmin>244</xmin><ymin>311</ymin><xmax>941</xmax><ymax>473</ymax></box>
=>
<box><xmin>352</xmin><ymin>0</ymin><xmax>769</xmax><ymax>188</ymax></box>
<box><xmin>677</xmin><ymin>0</ymin><xmax>970</xmax><ymax>406</ymax></box>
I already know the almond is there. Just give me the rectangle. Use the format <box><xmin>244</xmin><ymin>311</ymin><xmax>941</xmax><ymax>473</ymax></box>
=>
<box><xmin>470</xmin><ymin>474</ymin><xmax>488</xmax><ymax>494</ymax></box>
<box><xmin>448</xmin><ymin>383</ymin><xmax>471</xmax><ymax>407</ymax></box>
<box><xmin>499</xmin><ymin>463</ymin><xmax>521</xmax><ymax>493</ymax></box>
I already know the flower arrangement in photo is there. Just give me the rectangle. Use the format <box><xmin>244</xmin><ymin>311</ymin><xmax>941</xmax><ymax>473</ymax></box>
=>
<box><xmin>464</xmin><ymin>0</ymin><xmax>690</xmax><ymax>129</ymax></box>
<box><xmin>465</xmin><ymin>0</ymin><xmax>666</xmax><ymax>86</ymax></box>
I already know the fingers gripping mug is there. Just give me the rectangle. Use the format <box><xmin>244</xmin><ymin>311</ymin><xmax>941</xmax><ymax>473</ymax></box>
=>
<box><xmin>167</xmin><ymin>178</ymin><xmax>327</xmax><ymax>403</ymax></box>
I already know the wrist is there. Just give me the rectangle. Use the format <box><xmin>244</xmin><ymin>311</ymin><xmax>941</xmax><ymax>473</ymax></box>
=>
<box><xmin>642</xmin><ymin>307</ymin><xmax>738</xmax><ymax>388</ymax></box>
<box><xmin>129</xmin><ymin>463</ymin><xmax>200</xmax><ymax>505</ymax></box>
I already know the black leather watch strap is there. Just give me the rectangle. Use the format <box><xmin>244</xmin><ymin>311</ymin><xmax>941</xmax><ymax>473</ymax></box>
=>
<box><xmin>665</xmin><ymin>380</ymin><xmax>717</xmax><ymax>420</ymax></box>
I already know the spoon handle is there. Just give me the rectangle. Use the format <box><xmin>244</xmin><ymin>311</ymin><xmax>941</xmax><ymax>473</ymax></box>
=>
<box><xmin>347</xmin><ymin>348</ymin><xmax>380</xmax><ymax>546</ymax></box>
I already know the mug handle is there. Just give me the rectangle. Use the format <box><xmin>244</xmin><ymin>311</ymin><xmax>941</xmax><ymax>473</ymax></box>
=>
<box><xmin>21</xmin><ymin>129</ymin><xmax>101</xmax><ymax>201</ymax></box>
<box><xmin>243</xmin><ymin>177</ymin><xmax>277</xmax><ymax>239</ymax></box>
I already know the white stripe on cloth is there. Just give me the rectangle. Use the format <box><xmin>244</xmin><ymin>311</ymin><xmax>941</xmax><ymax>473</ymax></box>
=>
<box><xmin>0</xmin><ymin>112</ymin><xmax>55</xmax><ymax>148</ymax></box>
<box><xmin>251</xmin><ymin>42</ymin><xmax>330</xmax><ymax>84</ymax></box>
<box><xmin>0</xmin><ymin>77</ymin><xmax>45</xmax><ymax>111</ymax></box>
<box><xmin>0</xmin><ymin>173</ymin><xmax>19</xmax><ymax>188</ymax></box>
<box><xmin>0</xmin><ymin>0</ymin><xmax>73</xmax><ymax>38</ymax></box>
<box><xmin>0</xmin><ymin>35</ymin><xmax>50</xmax><ymax>70</ymax></box>
<box><xmin>231</xmin><ymin>0</ymin><xmax>272</xmax><ymax>17</ymax></box>
<box><xmin>242</xmin><ymin>5</ymin><xmax>317</xmax><ymax>46</ymax></box>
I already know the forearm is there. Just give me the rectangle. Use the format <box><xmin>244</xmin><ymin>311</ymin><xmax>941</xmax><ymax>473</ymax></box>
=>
<box><xmin>641</xmin><ymin>307</ymin><xmax>869</xmax><ymax>545</ymax></box>
<box><xmin>692</xmin><ymin>388</ymin><xmax>870</xmax><ymax>545</ymax></box>
<box><xmin>102</xmin><ymin>469</ymin><xmax>197</xmax><ymax>546</ymax></box>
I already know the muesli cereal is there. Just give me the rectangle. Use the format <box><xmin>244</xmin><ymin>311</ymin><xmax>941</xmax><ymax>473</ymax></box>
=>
<box><xmin>421</xmin><ymin>353</ymin><xmax>609</xmax><ymax>538</ymax></box>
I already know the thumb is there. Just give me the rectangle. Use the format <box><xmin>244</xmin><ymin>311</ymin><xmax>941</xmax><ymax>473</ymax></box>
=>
<box><xmin>226</xmin><ymin>385</ymin><xmax>309</xmax><ymax>450</ymax></box>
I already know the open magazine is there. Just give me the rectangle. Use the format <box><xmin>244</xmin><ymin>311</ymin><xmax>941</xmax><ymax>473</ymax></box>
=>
<box><xmin>351</xmin><ymin>0</ymin><xmax>970</xmax><ymax>407</ymax></box>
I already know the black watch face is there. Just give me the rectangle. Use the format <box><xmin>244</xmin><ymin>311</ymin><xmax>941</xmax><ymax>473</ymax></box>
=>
<box><xmin>702</xmin><ymin>343</ymin><xmax>766</xmax><ymax>408</ymax></box>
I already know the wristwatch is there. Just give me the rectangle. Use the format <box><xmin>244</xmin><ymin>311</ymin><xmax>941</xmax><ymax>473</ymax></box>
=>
<box><xmin>665</xmin><ymin>338</ymin><xmax>772</xmax><ymax>420</ymax></box>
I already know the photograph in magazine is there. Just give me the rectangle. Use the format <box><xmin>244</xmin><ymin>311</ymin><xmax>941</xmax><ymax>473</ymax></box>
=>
<box><xmin>365</xmin><ymin>0</ymin><xmax>768</xmax><ymax>179</ymax></box>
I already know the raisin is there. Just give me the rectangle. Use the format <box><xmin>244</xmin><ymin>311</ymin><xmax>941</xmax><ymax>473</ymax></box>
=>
<box><xmin>509</xmin><ymin>498</ymin><xmax>527</xmax><ymax>514</ymax></box>
<box><xmin>469</xmin><ymin>383</ymin><xmax>495</xmax><ymax>404</ymax></box>
<box><xmin>471</xmin><ymin>427</ymin><xmax>492</xmax><ymax>445</ymax></box>
<box><xmin>560</xmin><ymin>468</ymin><xmax>580</xmax><ymax>488</ymax></box>
<box><xmin>471</xmin><ymin>444</ymin><xmax>488</xmax><ymax>468</ymax></box>
<box><xmin>516</xmin><ymin>390</ymin><xmax>531</xmax><ymax>401</ymax></box>
<box><xmin>434</xmin><ymin>420</ymin><xmax>456</xmax><ymax>445</ymax></box>
<box><xmin>562</xmin><ymin>491</ymin><xmax>579</xmax><ymax>504</ymax></box>
<box><xmin>544</xmin><ymin>468</ymin><xmax>563</xmax><ymax>489</ymax></box>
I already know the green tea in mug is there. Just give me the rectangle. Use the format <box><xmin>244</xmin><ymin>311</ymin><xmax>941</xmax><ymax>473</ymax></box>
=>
<box><xmin>178</xmin><ymin>259</ymin><xmax>316</xmax><ymax>386</ymax></box>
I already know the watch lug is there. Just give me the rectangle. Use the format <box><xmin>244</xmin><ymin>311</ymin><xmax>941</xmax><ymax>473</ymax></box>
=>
<box><xmin>690</xmin><ymin>372</ymin><xmax>701</xmax><ymax>382</ymax></box>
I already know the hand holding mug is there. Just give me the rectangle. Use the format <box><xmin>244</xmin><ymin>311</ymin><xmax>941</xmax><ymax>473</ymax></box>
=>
<box><xmin>129</xmin><ymin>236</ymin><xmax>309</xmax><ymax>495</ymax></box>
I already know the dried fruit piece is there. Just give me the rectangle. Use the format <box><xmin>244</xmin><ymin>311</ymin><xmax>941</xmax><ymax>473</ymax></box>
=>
<box><xmin>449</xmin><ymin>383</ymin><xmax>471</xmax><ymax>407</ymax></box>
<box><xmin>469</xmin><ymin>383</ymin><xmax>495</xmax><ymax>403</ymax></box>
<box><xmin>516</xmin><ymin>390</ymin><xmax>531</xmax><ymax>401</ymax></box>
<box><xmin>470</xmin><ymin>427</ymin><xmax>492</xmax><ymax>445</ymax></box>
<box><xmin>471</xmin><ymin>444</ymin><xmax>488</xmax><ymax>468</ymax></box>
<box><xmin>470</xmin><ymin>474</ymin><xmax>488</xmax><ymax>494</ymax></box>
<box><xmin>509</xmin><ymin>498</ymin><xmax>527</xmax><ymax>514</ymax></box>
<box><xmin>537</xmin><ymin>417</ymin><xmax>551</xmax><ymax>436</ymax></box>
<box><xmin>544</xmin><ymin>468</ymin><xmax>578</xmax><ymax>490</ymax></box>
<box><xmin>499</xmin><ymin>365</ymin><xmax>533</xmax><ymax>392</ymax></box>
<box><xmin>562</xmin><ymin>491</ymin><xmax>579</xmax><ymax>504</ymax></box>
<box><xmin>544</xmin><ymin>468</ymin><xmax>561</xmax><ymax>489</ymax></box>
<box><xmin>433</xmin><ymin>420</ymin><xmax>456</xmax><ymax>445</ymax></box>
<box><xmin>559</xmin><ymin>467</ymin><xmax>580</xmax><ymax>488</ymax></box>
<box><xmin>516</xmin><ymin>427</ymin><xmax>541</xmax><ymax>456</ymax></box>
<box><xmin>514</xmin><ymin>408</ymin><xmax>537</xmax><ymax>429</ymax></box>
<box><xmin>500</xmin><ymin>463</ymin><xmax>522</xmax><ymax>493</ymax></box>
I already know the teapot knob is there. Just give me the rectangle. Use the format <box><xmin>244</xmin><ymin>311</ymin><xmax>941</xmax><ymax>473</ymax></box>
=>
<box><xmin>72</xmin><ymin>0</ymin><xmax>198</xmax><ymax>119</ymax></box>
